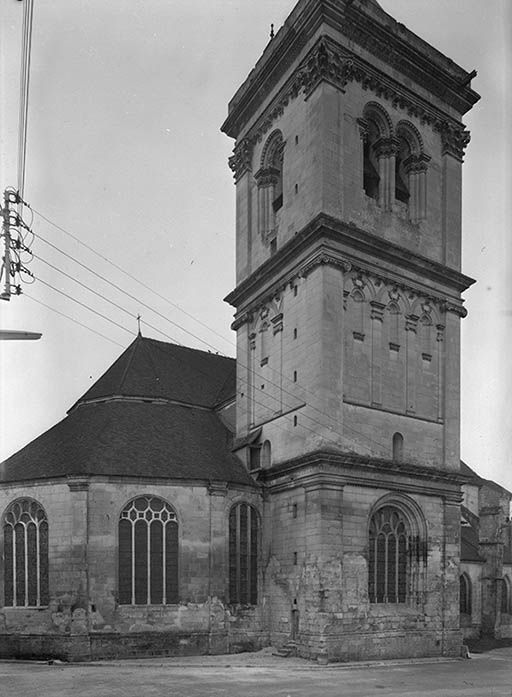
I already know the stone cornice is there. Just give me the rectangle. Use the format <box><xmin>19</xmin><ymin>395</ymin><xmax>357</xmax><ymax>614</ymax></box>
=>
<box><xmin>227</xmin><ymin>36</ymin><xmax>474</xmax><ymax>180</ymax></box>
<box><xmin>222</xmin><ymin>1</ymin><xmax>479</xmax><ymax>142</ymax></box>
<box><xmin>0</xmin><ymin>474</ymin><xmax>260</xmax><ymax>492</ymax></box>
<box><xmin>224</xmin><ymin>213</ymin><xmax>475</xmax><ymax>315</ymax></box>
<box><xmin>259</xmin><ymin>449</ymin><xmax>465</xmax><ymax>500</ymax></box>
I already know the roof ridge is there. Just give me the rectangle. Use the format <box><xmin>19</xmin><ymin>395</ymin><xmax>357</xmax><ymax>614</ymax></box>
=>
<box><xmin>118</xmin><ymin>334</ymin><xmax>143</xmax><ymax>394</ymax></box>
<box><xmin>140</xmin><ymin>335</ymin><xmax>235</xmax><ymax>363</ymax></box>
<box><xmin>138</xmin><ymin>335</ymin><xmax>163</xmax><ymax>389</ymax></box>
<box><xmin>212</xmin><ymin>369</ymin><xmax>236</xmax><ymax>408</ymax></box>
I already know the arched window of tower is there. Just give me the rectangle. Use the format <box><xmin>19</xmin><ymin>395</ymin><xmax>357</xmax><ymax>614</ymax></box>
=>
<box><xmin>395</xmin><ymin>136</ymin><xmax>411</xmax><ymax>205</ymax></box>
<box><xmin>363</xmin><ymin>119</ymin><xmax>381</xmax><ymax>201</ymax></box>
<box><xmin>395</xmin><ymin>121</ymin><xmax>431</xmax><ymax>222</ymax></box>
<box><xmin>255</xmin><ymin>130</ymin><xmax>284</xmax><ymax>250</ymax></box>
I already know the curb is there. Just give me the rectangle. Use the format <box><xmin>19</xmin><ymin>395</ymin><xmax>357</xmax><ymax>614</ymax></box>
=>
<box><xmin>0</xmin><ymin>655</ymin><xmax>462</xmax><ymax>670</ymax></box>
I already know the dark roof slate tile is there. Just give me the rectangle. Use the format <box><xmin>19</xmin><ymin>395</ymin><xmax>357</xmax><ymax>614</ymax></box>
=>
<box><xmin>0</xmin><ymin>401</ymin><xmax>254</xmax><ymax>486</ymax></box>
<box><xmin>71</xmin><ymin>335</ymin><xmax>236</xmax><ymax>410</ymax></box>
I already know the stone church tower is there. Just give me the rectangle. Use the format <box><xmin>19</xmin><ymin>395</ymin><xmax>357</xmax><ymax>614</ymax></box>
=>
<box><xmin>223</xmin><ymin>0</ymin><xmax>480</xmax><ymax>660</ymax></box>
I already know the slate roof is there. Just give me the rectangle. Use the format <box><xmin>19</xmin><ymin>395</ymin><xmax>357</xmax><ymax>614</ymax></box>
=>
<box><xmin>461</xmin><ymin>460</ymin><xmax>512</xmax><ymax>497</ymax></box>
<box><xmin>71</xmin><ymin>335</ymin><xmax>236</xmax><ymax>410</ymax></box>
<box><xmin>461</xmin><ymin>523</ymin><xmax>484</xmax><ymax>563</ymax></box>
<box><xmin>0</xmin><ymin>336</ymin><xmax>254</xmax><ymax>487</ymax></box>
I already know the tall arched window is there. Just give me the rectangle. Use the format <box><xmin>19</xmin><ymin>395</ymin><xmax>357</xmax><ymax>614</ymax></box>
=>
<box><xmin>360</xmin><ymin>103</ymin><xmax>393</xmax><ymax>209</ymax></box>
<box><xmin>363</xmin><ymin>119</ymin><xmax>381</xmax><ymax>201</ymax></box>
<box><xmin>368</xmin><ymin>499</ymin><xmax>427</xmax><ymax>604</ymax></box>
<box><xmin>3</xmin><ymin>498</ymin><xmax>49</xmax><ymax>607</ymax></box>
<box><xmin>229</xmin><ymin>502</ymin><xmax>258</xmax><ymax>605</ymax></box>
<box><xmin>395</xmin><ymin>121</ymin><xmax>430</xmax><ymax>222</ymax></box>
<box><xmin>256</xmin><ymin>130</ymin><xmax>284</xmax><ymax>246</ymax></box>
<box><xmin>460</xmin><ymin>573</ymin><xmax>472</xmax><ymax>615</ymax></box>
<box><xmin>395</xmin><ymin>136</ymin><xmax>411</xmax><ymax>204</ymax></box>
<box><xmin>501</xmin><ymin>576</ymin><xmax>511</xmax><ymax>615</ymax></box>
<box><xmin>118</xmin><ymin>496</ymin><xmax>178</xmax><ymax>605</ymax></box>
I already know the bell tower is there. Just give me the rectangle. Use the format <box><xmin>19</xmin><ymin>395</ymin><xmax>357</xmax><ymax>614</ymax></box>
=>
<box><xmin>223</xmin><ymin>0</ymin><xmax>479</xmax><ymax>661</ymax></box>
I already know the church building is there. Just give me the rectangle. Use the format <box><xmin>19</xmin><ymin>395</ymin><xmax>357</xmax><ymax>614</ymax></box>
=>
<box><xmin>2</xmin><ymin>0</ymin><xmax>509</xmax><ymax>662</ymax></box>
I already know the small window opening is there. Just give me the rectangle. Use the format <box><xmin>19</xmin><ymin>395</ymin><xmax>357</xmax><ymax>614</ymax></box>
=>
<box><xmin>292</xmin><ymin>503</ymin><xmax>298</xmax><ymax>519</ymax></box>
<box><xmin>293</xmin><ymin>415</ymin><xmax>298</xmax><ymax>427</ymax></box>
<box><xmin>293</xmin><ymin>328</ymin><xmax>297</xmax><ymax>339</ymax></box>
<box><xmin>392</xmin><ymin>432</ymin><xmax>404</xmax><ymax>462</ymax></box>
<box><xmin>270</xmin><ymin>238</ymin><xmax>277</xmax><ymax>255</ymax></box>
<box><xmin>293</xmin><ymin>552</ymin><xmax>298</xmax><ymax>566</ymax></box>
<box><xmin>295</xmin><ymin>183</ymin><xmax>298</xmax><ymax>194</ymax></box>
<box><xmin>295</xmin><ymin>135</ymin><xmax>299</xmax><ymax>145</ymax></box>
<box><xmin>293</xmin><ymin>370</ymin><xmax>297</xmax><ymax>382</ymax></box>
<box><xmin>293</xmin><ymin>285</ymin><xmax>298</xmax><ymax>297</ymax></box>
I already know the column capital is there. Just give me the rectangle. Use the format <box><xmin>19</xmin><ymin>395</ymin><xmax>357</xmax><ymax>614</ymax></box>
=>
<box><xmin>254</xmin><ymin>166</ymin><xmax>280</xmax><ymax>187</ymax></box>
<box><xmin>373</xmin><ymin>136</ymin><xmax>399</xmax><ymax>158</ymax></box>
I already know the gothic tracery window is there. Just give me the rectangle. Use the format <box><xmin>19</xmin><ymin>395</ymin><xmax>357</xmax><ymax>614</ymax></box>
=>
<box><xmin>3</xmin><ymin>498</ymin><xmax>49</xmax><ymax>607</ymax></box>
<box><xmin>118</xmin><ymin>496</ymin><xmax>178</xmax><ymax>605</ymax></box>
<box><xmin>368</xmin><ymin>502</ymin><xmax>426</xmax><ymax>604</ymax></box>
<box><xmin>229</xmin><ymin>502</ymin><xmax>258</xmax><ymax>605</ymax></box>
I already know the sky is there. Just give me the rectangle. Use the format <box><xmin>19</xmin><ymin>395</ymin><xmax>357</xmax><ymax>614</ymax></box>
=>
<box><xmin>0</xmin><ymin>0</ymin><xmax>511</xmax><ymax>490</ymax></box>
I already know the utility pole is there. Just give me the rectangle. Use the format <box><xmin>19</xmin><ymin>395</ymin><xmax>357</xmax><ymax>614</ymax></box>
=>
<box><xmin>0</xmin><ymin>190</ymin><xmax>12</xmax><ymax>301</ymax></box>
<box><xmin>0</xmin><ymin>1</ymin><xmax>40</xmax><ymax>339</ymax></box>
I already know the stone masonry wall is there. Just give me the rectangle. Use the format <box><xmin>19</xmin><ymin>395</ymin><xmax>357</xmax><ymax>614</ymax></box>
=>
<box><xmin>264</xmin><ymin>479</ymin><xmax>462</xmax><ymax>661</ymax></box>
<box><xmin>0</xmin><ymin>478</ymin><xmax>266</xmax><ymax>660</ymax></box>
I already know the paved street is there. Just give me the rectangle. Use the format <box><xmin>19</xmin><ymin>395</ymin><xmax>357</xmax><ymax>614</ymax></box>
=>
<box><xmin>0</xmin><ymin>647</ymin><xmax>510</xmax><ymax>697</ymax></box>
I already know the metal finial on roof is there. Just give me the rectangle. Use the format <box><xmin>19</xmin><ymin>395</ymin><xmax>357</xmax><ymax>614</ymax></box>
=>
<box><xmin>137</xmin><ymin>314</ymin><xmax>142</xmax><ymax>336</ymax></box>
<box><xmin>270</xmin><ymin>23</ymin><xmax>274</xmax><ymax>40</ymax></box>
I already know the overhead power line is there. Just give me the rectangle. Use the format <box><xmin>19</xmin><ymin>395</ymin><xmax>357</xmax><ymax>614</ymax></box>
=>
<box><xmin>29</xmin><ymin>205</ymin><xmax>235</xmax><ymax>350</ymax></box>
<box><xmin>25</xmin><ymin>294</ymin><xmax>125</xmax><ymax>348</ymax></box>
<box><xmin>28</xmin><ymin>209</ymin><xmax>392</xmax><ymax>455</ymax></box>
<box><xmin>17</xmin><ymin>0</ymin><xmax>35</xmax><ymax>203</ymax></box>
<box><xmin>31</xmin><ymin>227</ymin><xmax>214</xmax><ymax>352</ymax></box>
<box><xmin>36</xmin><ymin>277</ymin><xmax>134</xmax><ymax>337</ymax></box>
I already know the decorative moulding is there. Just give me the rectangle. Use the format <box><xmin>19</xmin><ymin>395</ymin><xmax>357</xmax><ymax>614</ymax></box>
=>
<box><xmin>228</xmin><ymin>36</ymin><xmax>473</xmax><ymax>180</ymax></box>
<box><xmin>222</xmin><ymin>0</ymin><xmax>479</xmax><ymax>140</ymax></box>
